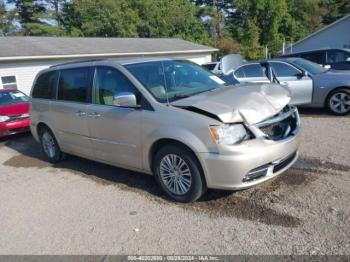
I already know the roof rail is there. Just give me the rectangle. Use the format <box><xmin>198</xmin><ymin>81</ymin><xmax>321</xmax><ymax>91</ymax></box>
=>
<box><xmin>49</xmin><ymin>59</ymin><xmax>105</xmax><ymax>68</ymax></box>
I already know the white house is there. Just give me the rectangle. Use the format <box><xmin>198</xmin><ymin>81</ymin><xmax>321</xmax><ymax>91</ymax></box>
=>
<box><xmin>0</xmin><ymin>37</ymin><xmax>217</xmax><ymax>95</ymax></box>
<box><xmin>284</xmin><ymin>14</ymin><xmax>350</xmax><ymax>54</ymax></box>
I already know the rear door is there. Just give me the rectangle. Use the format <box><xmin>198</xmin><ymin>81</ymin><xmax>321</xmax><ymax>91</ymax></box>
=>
<box><xmin>234</xmin><ymin>64</ymin><xmax>270</xmax><ymax>83</ymax></box>
<box><xmin>50</xmin><ymin>67</ymin><xmax>94</xmax><ymax>158</ymax></box>
<box><xmin>86</xmin><ymin>66</ymin><xmax>142</xmax><ymax>169</ymax></box>
<box><xmin>269</xmin><ymin>61</ymin><xmax>313</xmax><ymax>105</ymax></box>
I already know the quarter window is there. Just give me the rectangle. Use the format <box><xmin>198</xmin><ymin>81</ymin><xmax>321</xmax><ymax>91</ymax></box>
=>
<box><xmin>58</xmin><ymin>67</ymin><xmax>92</xmax><ymax>103</ymax></box>
<box><xmin>32</xmin><ymin>71</ymin><xmax>58</xmax><ymax>99</ymax></box>
<box><xmin>235</xmin><ymin>64</ymin><xmax>265</xmax><ymax>78</ymax></box>
<box><xmin>327</xmin><ymin>50</ymin><xmax>350</xmax><ymax>63</ymax></box>
<box><xmin>1</xmin><ymin>76</ymin><xmax>17</xmax><ymax>89</ymax></box>
<box><xmin>270</xmin><ymin>62</ymin><xmax>300</xmax><ymax>77</ymax></box>
<box><xmin>93</xmin><ymin>67</ymin><xmax>138</xmax><ymax>105</ymax></box>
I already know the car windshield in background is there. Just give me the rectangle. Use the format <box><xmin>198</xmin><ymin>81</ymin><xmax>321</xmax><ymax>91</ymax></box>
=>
<box><xmin>202</xmin><ymin>63</ymin><xmax>216</xmax><ymax>71</ymax></box>
<box><xmin>125</xmin><ymin>60</ymin><xmax>226</xmax><ymax>102</ymax></box>
<box><xmin>290</xmin><ymin>58</ymin><xmax>328</xmax><ymax>74</ymax></box>
<box><xmin>0</xmin><ymin>90</ymin><xmax>29</xmax><ymax>106</ymax></box>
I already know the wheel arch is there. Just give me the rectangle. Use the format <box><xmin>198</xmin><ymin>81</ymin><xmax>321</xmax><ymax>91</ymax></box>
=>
<box><xmin>325</xmin><ymin>86</ymin><xmax>350</xmax><ymax>107</ymax></box>
<box><xmin>148</xmin><ymin>138</ymin><xmax>207</xmax><ymax>187</ymax></box>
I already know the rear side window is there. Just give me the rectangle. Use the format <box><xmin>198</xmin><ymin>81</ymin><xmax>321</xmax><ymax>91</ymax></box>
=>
<box><xmin>301</xmin><ymin>51</ymin><xmax>325</xmax><ymax>64</ymax></box>
<box><xmin>58</xmin><ymin>67</ymin><xmax>92</xmax><ymax>103</ymax></box>
<box><xmin>32</xmin><ymin>71</ymin><xmax>58</xmax><ymax>99</ymax></box>
<box><xmin>327</xmin><ymin>50</ymin><xmax>350</xmax><ymax>63</ymax></box>
<box><xmin>235</xmin><ymin>64</ymin><xmax>265</xmax><ymax>78</ymax></box>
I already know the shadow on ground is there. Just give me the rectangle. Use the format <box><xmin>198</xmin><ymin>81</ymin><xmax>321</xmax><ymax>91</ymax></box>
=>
<box><xmin>1</xmin><ymin>133</ymin><xmax>322</xmax><ymax>227</ymax></box>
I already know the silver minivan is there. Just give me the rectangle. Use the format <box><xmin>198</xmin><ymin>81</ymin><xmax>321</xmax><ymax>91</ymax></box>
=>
<box><xmin>30</xmin><ymin>58</ymin><xmax>301</xmax><ymax>202</ymax></box>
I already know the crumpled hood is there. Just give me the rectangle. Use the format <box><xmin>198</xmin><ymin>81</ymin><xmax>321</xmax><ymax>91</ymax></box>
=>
<box><xmin>171</xmin><ymin>83</ymin><xmax>291</xmax><ymax>124</ymax></box>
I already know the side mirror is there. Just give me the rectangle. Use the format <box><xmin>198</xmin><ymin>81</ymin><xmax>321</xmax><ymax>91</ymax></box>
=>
<box><xmin>296</xmin><ymin>71</ymin><xmax>308</xmax><ymax>78</ymax></box>
<box><xmin>113</xmin><ymin>92</ymin><xmax>138</xmax><ymax>108</ymax></box>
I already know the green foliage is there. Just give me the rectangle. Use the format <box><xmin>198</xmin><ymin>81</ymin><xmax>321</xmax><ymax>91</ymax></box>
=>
<box><xmin>7</xmin><ymin>0</ymin><xmax>46</xmax><ymax>35</ymax></box>
<box><xmin>61</xmin><ymin>0</ymin><xmax>141</xmax><ymax>37</ymax></box>
<box><xmin>129</xmin><ymin>0</ymin><xmax>210</xmax><ymax>44</ymax></box>
<box><xmin>320</xmin><ymin>0</ymin><xmax>350</xmax><ymax>24</ymax></box>
<box><xmin>60</xmin><ymin>0</ymin><xmax>210</xmax><ymax>45</ymax></box>
<box><xmin>0</xmin><ymin>0</ymin><xmax>15</xmax><ymax>35</ymax></box>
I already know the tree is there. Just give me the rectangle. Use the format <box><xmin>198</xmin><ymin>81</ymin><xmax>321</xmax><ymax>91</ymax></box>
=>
<box><xmin>281</xmin><ymin>0</ymin><xmax>321</xmax><ymax>42</ymax></box>
<box><xmin>61</xmin><ymin>0</ymin><xmax>210</xmax><ymax>45</ymax></box>
<box><xmin>192</xmin><ymin>0</ymin><xmax>233</xmax><ymax>40</ymax></box>
<box><xmin>61</xmin><ymin>0</ymin><xmax>142</xmax><ymax>37</ymax></box>
<box><xmin>320</xmin><ymin>0</ymin><xmax>350</xmax><ymax>24</ymax></box>
<box><xmin>228</xmin><ymin>0</ymin><xmax>288</xmax><ymax>58</ymax></box>
<box><xmin>214</xmin><ymin>36</ymin><xmax>240</xmax><ymax>59</ymax></box>
<box><xmin>130</xmin><ymin>0</ymin><xmax>210</xmax><ymax>44</ymax></box>
<box><xmin>1</xmin><ymin>0</ymin><xmax>16</xmax><ymax>35</ymax></box>
<box><xmin>7</xmin><ymin>0</ymin><xmax>47</xmax><ymax>35</ymax></box>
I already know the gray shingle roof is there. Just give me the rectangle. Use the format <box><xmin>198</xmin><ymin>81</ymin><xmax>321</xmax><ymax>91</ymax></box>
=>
<box><xmin>0</xmin><ymin>37</ymin><xmax>217</xmax><ymax>59</ymax></box>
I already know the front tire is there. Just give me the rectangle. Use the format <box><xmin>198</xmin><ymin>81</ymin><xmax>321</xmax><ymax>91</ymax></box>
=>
<box><xmin>39</xmin><ymin>127</ymin><xmax>64</xmax><ymax>163</ymax></box>
<box><xmin>153</xmin><ymin>144</ymin><xmax>206</xmax><ymax>202</ymax></box>
<box><xmin>327</xmin><ymin>89</ymin><xmax>350</xmax><ymax>115</ymax></box>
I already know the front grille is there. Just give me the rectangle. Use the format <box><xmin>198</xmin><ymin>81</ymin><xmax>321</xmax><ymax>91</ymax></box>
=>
<box><xmin>273</xmin><ymin>152</ymin><xmax>297</xmax><ymax>173</ymax></box>
<box><xmin>256</xmin><ymin>106</ymin><xmax>298</xmax><ymax>140</ymax></box>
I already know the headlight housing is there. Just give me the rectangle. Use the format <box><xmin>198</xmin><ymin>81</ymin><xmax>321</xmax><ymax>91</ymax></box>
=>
<box><xmin>209</xmin><ymin>124</ymin><xmax>249</xmax><ymax>145</ymax></box>
<box><xmin>0</xmin><ymin>115</ymin><xmax>10</xmax><ymax>123</ymax></box>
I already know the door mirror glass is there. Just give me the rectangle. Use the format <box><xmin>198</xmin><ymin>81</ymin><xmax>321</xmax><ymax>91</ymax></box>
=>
<box><xmin>113</xmin><ymin>92</ymin><xmax>138</xmax><ymax>107</ymax></box>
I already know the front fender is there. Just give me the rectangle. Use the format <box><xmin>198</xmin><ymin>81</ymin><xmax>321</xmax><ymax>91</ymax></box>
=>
<box><xmin>142</xmin><ymin>126</ymin><xmax>213</xmax><ymax>172</ymax></box>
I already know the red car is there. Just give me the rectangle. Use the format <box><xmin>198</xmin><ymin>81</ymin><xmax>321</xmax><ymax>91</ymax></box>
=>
<box><xmin>0</xmin><ymin>89</ymin><xmax>30</xmax><ymax>138</ymax></box>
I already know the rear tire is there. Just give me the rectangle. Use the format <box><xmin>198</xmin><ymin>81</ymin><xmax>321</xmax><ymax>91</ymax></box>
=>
<box><xmin>326</xmin><ymin>89</ymin><xmax>350</xmax><ymax>115</ymax></box>
<box><xmin>39</xmin><ymin>127</ymin><xmax>64</xmax><ymax>163</ymax></box>
<box><xmin>153</xmin><ymin>144</ymin><xmax>206</xmax><ymax>202</ymax></box>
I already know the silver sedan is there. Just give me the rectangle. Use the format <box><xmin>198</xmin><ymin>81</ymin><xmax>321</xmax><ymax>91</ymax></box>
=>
<box><xmin>230</xmin><ymin>58</ymin><xmax>350</xmax><ymax>115</ymax></box>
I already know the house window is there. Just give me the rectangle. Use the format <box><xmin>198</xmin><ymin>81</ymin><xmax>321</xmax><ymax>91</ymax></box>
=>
<box><xmin>1</xmin><ymin>76</ymin><xmax>17</xmax><ymax>89</ymax></box>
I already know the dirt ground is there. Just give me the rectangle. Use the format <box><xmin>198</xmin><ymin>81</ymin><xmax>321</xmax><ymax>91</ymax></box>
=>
<box><xmin>0</xmin><ymin>109</ymin><xmax>349</xmax><ymax>255</ymax></box>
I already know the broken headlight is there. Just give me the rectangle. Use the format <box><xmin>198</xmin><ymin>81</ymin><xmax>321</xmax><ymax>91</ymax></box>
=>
<box><xmin>209</xmin><ymin>124</ymin><xmax>249</xmax><ymax>145</ymax></box>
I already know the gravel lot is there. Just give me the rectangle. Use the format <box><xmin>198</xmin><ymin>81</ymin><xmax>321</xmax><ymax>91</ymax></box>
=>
<box><xmin>0</xmin><ymin>109</ymin><xmax>349</xmax><ymax>255</ymax></box>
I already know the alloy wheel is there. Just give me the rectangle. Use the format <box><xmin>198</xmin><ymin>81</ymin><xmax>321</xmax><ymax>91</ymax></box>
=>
<box><xmin>329</xmin><ymin>92</ymin><xmax>350</xmax><ymax>114</ymax></box>
<box><xmin>159</xmin><ymin>154</ymin><xmax>192</xmax><ymax>195</ymax></box>
<box><xmin>42</xmin><ymin>132</ymin><xmax>56</xmax><ymax>158</ymax></box>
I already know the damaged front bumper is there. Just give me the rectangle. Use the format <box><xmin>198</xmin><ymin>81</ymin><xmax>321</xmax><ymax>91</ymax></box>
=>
<box><xmin>197</xmin><ymin>106</ymin><xmax>301</xmax><ymax>190</ymax></box>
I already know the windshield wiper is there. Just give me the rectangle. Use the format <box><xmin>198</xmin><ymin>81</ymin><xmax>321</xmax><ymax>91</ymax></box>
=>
<box><xmin>173</xmin><ymin>93</ymin><xmax>190</xmax><ymax>100</ymax></box>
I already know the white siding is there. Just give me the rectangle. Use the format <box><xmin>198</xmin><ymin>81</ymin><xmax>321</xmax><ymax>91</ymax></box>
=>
<box><xmin>0</xmin><ymin>61</ymin><xmax>58</xmax><ymax>95</ymax></box>
<box><xmin>0</xmin><ymin>53</ymin><xmax>212</xmax><ymax>95</ymax></box>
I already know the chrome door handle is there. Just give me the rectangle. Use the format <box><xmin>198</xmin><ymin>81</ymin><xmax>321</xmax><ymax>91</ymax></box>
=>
<box><xmin>75</xmin><ymin>111</ymin><xmax>86</xmax><ymax>117</ymax></box>
<box><xmin>87</xmin><ymin>112</ymin><xmax>101</xmax><ymax>118</ymax></box>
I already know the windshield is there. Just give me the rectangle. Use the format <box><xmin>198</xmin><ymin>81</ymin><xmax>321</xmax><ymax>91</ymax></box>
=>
<box><xmin>124</xmin><ymin>60</ymin><xmax>226</xmax><ymax>102</ymax></box>
<box><xmin>289</xmin><ymin>58</ymin><xmax>328</xmax><ymax>74</ymax></box>
<box><xmin>0</xmin><ymin>90</ymin><xmax>29</xmax><ymax>106</ymax></box>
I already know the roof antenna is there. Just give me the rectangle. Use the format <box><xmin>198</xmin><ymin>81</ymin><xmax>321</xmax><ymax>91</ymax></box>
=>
<box><xmin>161</xmin><ymin>61</ymin><xmax>170</xmax><ymax>106</ymax></box>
